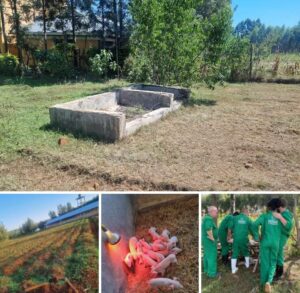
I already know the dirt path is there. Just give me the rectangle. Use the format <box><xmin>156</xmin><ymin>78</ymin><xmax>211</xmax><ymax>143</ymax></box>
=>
<box><xmin>0</xmin><ymin>83</ymin><xmax>299</xmax><ymax>191</ymax></box>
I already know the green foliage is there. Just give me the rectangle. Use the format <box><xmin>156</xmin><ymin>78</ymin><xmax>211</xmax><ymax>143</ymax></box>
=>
<box><xmin>34</xmin><ymin>46</ymin><xmax>74</xmax><ymax>78</ymax></box>
<box><xmin>0</xmin><ymin>223</ymin><xmax>9</xmax><ymax>241</ymax></box>
<box><xmin>197</xmin><ymin>0</ymin><xmax>233</xmax><ymax>86</ymax></box>
<box><xmin>89</xmin><ymin>50</ymin><xmax>117</xmax><ymax>78</ymax></box>
<box><xmin>221</xmin><ymin>37</ymin><xmax>251</xmax><ymax>81</ymax></box>
<box><xmin>0</xmin><ymin>276</ymin><xmax>20</xmax><ymax>293</ymax></box>
<box><xmin>0</xmin><ymin>54</ymin><xmax>19</xmax><ymax>76</ymax></box>
<box><xmin>21</xmin><ymin>218</ymin><xmax>37</xmax><ymax>235</ymax></box>
<box><xmin>129</xmin><ymin>0</ymin><xmax>203</xmax><ymax>86</ymax></box>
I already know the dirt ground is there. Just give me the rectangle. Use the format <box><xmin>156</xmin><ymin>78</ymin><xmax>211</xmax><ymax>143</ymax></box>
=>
<box><xmin>0</xmin><ymin>82</ymin><xmax>299</xmax><ymax>191</ymax></box>
<box><xmin>127</xmin><ymin>196</ymin><xmax>199</xmax><ymax>293</ymax></box>
<box><xmin>202</xmin><ymin>257</ymin><xmax>300</xmax><ymax>293</ymax></box>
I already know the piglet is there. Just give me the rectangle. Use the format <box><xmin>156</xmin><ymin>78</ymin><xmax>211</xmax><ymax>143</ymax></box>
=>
<box><xmin>152</xmin><ymin>254</ymin><xmax>177</xmax><ymax>275</ymax></box>
<box><xmin>142</xmin><ymin>253</ymin><xmax>157</xmax><ymax>267</ymax></box>
<box><xmin>124</xmin><ymin>253</ymin><xmax>134</xmax><ymax>268</ymax></box>
<box><xmin>129</xmin><ymin>237</ymin><xmax>139</xmax><ymax>260</ymax></box>
<box><xmin>152</xmin><ymin>239</ymin><xmax>167</xmax><ymax>251</ymax></box>
<box><xmin>145</xmin><ymin>250</ymin><xmax>165</xmax><ymax>262</ymax></box>
<box><xmin>161</xmin><ymin>229</ymin><xmax>171</xmax><ymax>241</ymax></box>
<box><xmin>148</xmin><ymin>227</ymin><xmax>161</xmax><ymax>241</ymax></box>
<box><xmin>170</xmin><ymin>247</ymin><xmax>182</xmax><ymax>255</ymax></box>
<box><xmin>149</xmin><ymin>278</ymin><xmax>183</xmax><ymax>289</ymax></box>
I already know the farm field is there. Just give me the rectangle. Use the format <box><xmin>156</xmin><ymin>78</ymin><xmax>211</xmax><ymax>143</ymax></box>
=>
<box><xmin>0</xmin><ymin>218</ymin><xmax>98</xmax><ymax>292</ymax></box>
<box><xmin>0</xmin><ymin>78</ymin><xmax>299</xmax><ymax>191</ymax></box>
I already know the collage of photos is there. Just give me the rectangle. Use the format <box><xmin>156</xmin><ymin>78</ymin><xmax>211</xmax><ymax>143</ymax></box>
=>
<box><xmin>0</xmin><ymin>0</ymin><xmax>299</xmax><ymax>292</ymax></box>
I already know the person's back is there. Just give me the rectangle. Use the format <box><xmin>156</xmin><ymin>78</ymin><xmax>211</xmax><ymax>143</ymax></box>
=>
<box><xmin>232</xmin><ymin>213</ymin><xmax>252</xmax><ymax>242</ymax></box>
<box><xmin>258</xmin><ymin>211</ymin><xmax>282</xmax><ymax>249</ymax></box>
<box><xmin>219</xmin><ymin>214</ymin><xmax>232</xmax><ymax>235</ymax></box>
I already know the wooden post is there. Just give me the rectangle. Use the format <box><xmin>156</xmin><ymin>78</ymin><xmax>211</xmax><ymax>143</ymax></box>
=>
<box><xmin>249</xmin><ymin>43</ymin><xmax>253</xmax><ymax>80</ymax></box>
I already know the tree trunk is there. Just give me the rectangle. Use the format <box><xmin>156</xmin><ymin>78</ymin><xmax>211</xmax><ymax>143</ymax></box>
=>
<box><xmin>70</xmin><ymin>0</ymin><xmax>77</xmax><ymax>67</ymax></box>
<box><xmin>0</xmin><ymin>0</ymin><xmax>8</xmax><ymax>53</ymax></box>
<box><xmin>11</xmin><ymin>0</ymin><xmax>22</xmax><ymax>63</ymax></box>
<box><xmin>100</xmin><ymin>0</ymin><xmax>105</xmax><ymax>49</ymax></box>
<box><xmin>230</xmin><ymin>194</ymin><xmax>236</xmax><ymax>213</ymax></box>
<box><xmin>293</xmin><ymin>195</ymin><xmax>300</xmax><ymax>248</ymax></box>
<box><xmin>112</xmin><ymin>0</ymin><xmax>119</xmax><ymax>78</ymax></box>
<box><xmin>42</xmin><ymin>0</ymin><xmax>47</xmax><ymax>52</ymax></box>
<box><xmin>249</xmin><ymin>43</ymin><xmax>253</xmax><ymax>80</ymax></box>
<box><xmin>118</xmin><ymin>0</ymin><xmax>123</xmax><ymax>42</ymax></box>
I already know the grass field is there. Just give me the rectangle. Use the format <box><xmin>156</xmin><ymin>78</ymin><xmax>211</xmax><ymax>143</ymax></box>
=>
<box><xmin>0</xmin><ymin>218</ymin><xmax>98</xmax><ymax>292</ymax></box>
<box><xmin>0</xmin><ymin>77</ymin><xmax>299</xmax><ymax>191</ymax></box>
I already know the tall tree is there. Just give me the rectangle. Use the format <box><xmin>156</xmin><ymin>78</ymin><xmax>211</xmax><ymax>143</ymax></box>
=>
<box><xmin>0</xmin><ymin>0</ymin><xmax>8</xmax><ymax>53</ymax></box>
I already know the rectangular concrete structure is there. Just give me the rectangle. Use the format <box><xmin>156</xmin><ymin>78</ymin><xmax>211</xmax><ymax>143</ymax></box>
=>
<box><xmin>49</xmin><ymin>85</ymin><xmax>188</xmax><ymax>141</ymax></box>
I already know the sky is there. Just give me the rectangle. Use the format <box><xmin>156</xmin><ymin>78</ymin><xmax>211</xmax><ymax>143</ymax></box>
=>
<box><xmin>232</xmin><ymin>0</ymin><xmax>300</xmax><ymax>28</ymax></box>
<box><xmin>0</xmin><ymin>193</ymin><xmax>98</xmax><ymax>231</ymax></box>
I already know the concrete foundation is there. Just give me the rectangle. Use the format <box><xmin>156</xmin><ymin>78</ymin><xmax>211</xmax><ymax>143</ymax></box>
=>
<box><xmin>49</xmin><ymin>84</ymin><xmax>188</xmax><ymax>141</ymax></box>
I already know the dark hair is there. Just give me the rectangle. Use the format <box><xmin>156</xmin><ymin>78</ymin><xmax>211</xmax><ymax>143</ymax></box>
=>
<box><xmin>279</xmin><ymin>198</ymin><xmax>287</xmax><ymax>208</ymax></box>
<box><xmin>233</xmin><ymin>211</ymin><xmax>240</xmax><ymax>216</ymax></box>
<box><xmin>267</xmin><ymin>198</ymin><xmax>281</xmax><ymax>211</ymax></box>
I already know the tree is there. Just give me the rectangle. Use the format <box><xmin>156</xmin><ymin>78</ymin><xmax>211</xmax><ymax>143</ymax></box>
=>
<box><xmin>197</xmin><ymin>0</ymin><xmax>233</xmax><ymax>86</ymax></box>
<box><xmin>0</xmin><ymin>223</ymin><xmax>8</xmax><ymax>241</ymax></box>
<box><xmin>129</xmin><ymin>0</ymin><xmax>203</xmax><ymax>85</ymax></box>
<box><xmin>48</xmin><ymin>210</ymin><xmax>57</xmax><ymax>218</ymax></box>
<box><xmin>57</xmin><ymin>204</ymin><xmax>68</xmax><ymax>215</ymax></box>
<box><xmin>66</xmin><ymin>202</ymin><xmax>73</xmax><ymax>212</ymax></box>
<box><xmin>293</xmin><ymin>195</ymin><xmax>300</xmax><ymax>248</ymax></box>
<box><xmin>0</xmin><ymin>0</ymin><xmax>8</xmax><ymax>53</ymax></box>
<box><xmin>21</xmin><ymin>218</ymin><xmax>37</xmax><ymax>234</ymax></box>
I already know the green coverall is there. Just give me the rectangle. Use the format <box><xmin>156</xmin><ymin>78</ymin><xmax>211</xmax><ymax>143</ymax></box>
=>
<box><xmin>218</xmin><ymin>214</ymin><xmax>233</xmax><ymax>256</ymax></box>
<box><xmin>253</xmin><ymin>211</ymin><xmax>282</xmax><ymax>285</ymax></box>
<box><xmin>277</xmin><ymin>209</ymin><xmax>294</xmax><ymax>266</ymax></box>
<box><xmin>202</xmin><ymin>215</ymin><xmax>218</xmax><ymax>278</ymax></box>
<box><xmin>229</xmin><ymin>213</ymin><xmax>253</xmax><ymax>259</ymax></box>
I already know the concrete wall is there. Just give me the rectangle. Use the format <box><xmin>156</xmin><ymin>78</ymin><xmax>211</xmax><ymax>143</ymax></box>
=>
<box><xmin>49</xmin><ymin>106</ymin><xmax>125</xmax><ymax>141</ymax></box>
<box><xmin>129</xmin><ymin>84</ymin><xmax>191</xmax><ymax>100</ymax></box>
<box><xmin>118</xmin><ymin>89</ymin><xmax>173</xmax><ymax>110</ymax></box>
<box><xmin>102</xmin><ymin>194</ymin><xmax>135</xmax><ymax>293</ymax></box>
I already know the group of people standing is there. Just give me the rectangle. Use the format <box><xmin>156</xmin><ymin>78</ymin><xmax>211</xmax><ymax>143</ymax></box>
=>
<box><xmin>202</xmin><ymin>198</ymin><xmax>294</xmax><ymax>293</ymax></box>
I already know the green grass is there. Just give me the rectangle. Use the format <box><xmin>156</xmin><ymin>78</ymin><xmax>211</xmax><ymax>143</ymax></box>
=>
<box><xmin>0</xmin><ymin>77</ymin><xmax>128</xmax><ymax>161</ymax></box>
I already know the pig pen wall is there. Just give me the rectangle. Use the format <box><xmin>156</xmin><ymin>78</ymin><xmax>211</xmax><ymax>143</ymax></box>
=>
<box><xmin>102</xmin><ymin>195</ymin><xmax>136</xmax><ymax>293</ymax></box>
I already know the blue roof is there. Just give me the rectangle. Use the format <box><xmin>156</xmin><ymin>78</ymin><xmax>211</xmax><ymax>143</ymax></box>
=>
<box><xmin>46</xmin><ymin>200</ymin><xmax>98</xmax><ymax>226</ymax></box>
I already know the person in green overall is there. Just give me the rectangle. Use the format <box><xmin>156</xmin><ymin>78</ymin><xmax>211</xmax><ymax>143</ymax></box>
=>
<box><xmin>202</xmin><ymin>206</ymin><xmax>219</xmax><ymax>278</ymax></box>
<box><xmin>253</xmin><ymin>199</ymin><xmax>287</xmax><ymax>293</ymax></box>
<box><xmin>218</xmin><ymin>211</ymin><xmax>239</xmax><ymax>265</ymax></box>
<box><xmin>274</xmin><ymin>198</ymin><xmax>294</xmax><ymax>280</ymax></box>
<box><xmin>228</xmin><ymin>208</ymin><xmax>254</xmax><ymax>274</ymax></box>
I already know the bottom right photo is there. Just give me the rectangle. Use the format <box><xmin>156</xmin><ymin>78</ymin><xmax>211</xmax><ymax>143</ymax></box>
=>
<box><xmin>201</xmin><ymin>194</ymin><xmax>300</xmax><ymax>293</ymax></box>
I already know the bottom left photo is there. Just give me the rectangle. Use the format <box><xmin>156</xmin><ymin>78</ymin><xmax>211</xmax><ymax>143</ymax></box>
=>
<box><xmin>0</xmin><ymin>193</ymin><xmax>99</xmax><ymax>293</ymax></box>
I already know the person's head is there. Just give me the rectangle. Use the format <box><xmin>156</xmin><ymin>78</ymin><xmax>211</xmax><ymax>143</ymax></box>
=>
<box><xmin>242</xmin><ymin>208</ymin><xmax>249</xmax><ymax>215</ymax></box>
<box><xmin>267</xmin><ymin>198</ymin><xmax>281</xmax><ymax>211</ymax></box>
<box><xmin>208</xmin><ymin>206</ymin><xmax>218</xmax><ymax>218</ymax></box>
<box><xmin>278</xmin><ymin>198</ymin><xmax>287</xmax><ymax>213</ymax></box>
<box><xmin>233</xmin><ymin>211</ymin><xmax>240</xmax><ymax>216</ymax></box>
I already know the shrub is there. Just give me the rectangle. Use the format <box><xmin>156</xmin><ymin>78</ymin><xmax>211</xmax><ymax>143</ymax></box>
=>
<box><xmin>0</xmin><ymin>54</ymin><xmax>19</xmax><ymax>76</ymax></box>
<box><xmin>89</xmin><ymin>50</ymin><xmax>117</xmax><ymax>79</ymax></box>
<box><xmin>39</xmin><ymin>49</ymin><xmax>73</xmax><ymax>78</ymax></box>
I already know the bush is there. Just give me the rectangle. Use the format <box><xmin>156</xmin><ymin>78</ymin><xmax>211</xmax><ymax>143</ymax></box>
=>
<box><xmin>123</xmin><ymin>52</ymin><xmax>152</xmax><ymax>83</ymax></box>
<box><xmin>0</xmin><ymin>54</ymin><xmax>19</xmax><ymax>76</ymax></box>
<box><xmin>89</xmin><ymin>50</ymin><xmax>117</xmax><ymax>79</ymax></box>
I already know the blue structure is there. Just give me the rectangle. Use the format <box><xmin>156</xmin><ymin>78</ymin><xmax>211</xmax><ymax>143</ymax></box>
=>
<box><xmin>45</xmin><ymin>198</ymin><xmax>98</xmax><ymax>228</ymax></box>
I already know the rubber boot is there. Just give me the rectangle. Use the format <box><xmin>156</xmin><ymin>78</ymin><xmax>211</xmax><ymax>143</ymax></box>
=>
<box><xmin>231</xmin><ymin>258</ymin><xmax>238</xmax><ymax>274</ymax></box>
<box><xmin>245</xmin><ymin>256</ymin><xmax>250</xmax><ymax>268</ymax></box>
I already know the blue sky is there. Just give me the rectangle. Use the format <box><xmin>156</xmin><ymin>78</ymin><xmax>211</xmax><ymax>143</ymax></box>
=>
<box><xmin>232</xmin><ymin>0</ymin><xmax>300</xmax><ymax>27</ymax></box>
<box><xmin>0</xmin><ymin>193</ymin><xmax>98</xmax><ymax>231</ymax></box>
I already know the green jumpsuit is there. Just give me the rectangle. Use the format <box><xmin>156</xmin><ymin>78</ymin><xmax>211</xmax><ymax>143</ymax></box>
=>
<box><xmin>218</xmin><ymin>214</ymin><xmax>233</xmax><ymax>256</ymax></box>
<box><xmin>229</xmin><ymin>213</ymin><xmax>253</xmax><ymax>259</ymax></box>
<box><xmin>202</xmin><ymin>215</ymin><xmax>218</xmax><ymax>278</ymax></box>
<box><xmin>277</xmin><ymin>209</ymin><xmax>293</xmax><ymax>266</ymax></box>
<box><xmin>253</xmin><ymin>211</ymin><xmax>282</xmax><ymax>285</ymax></box>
